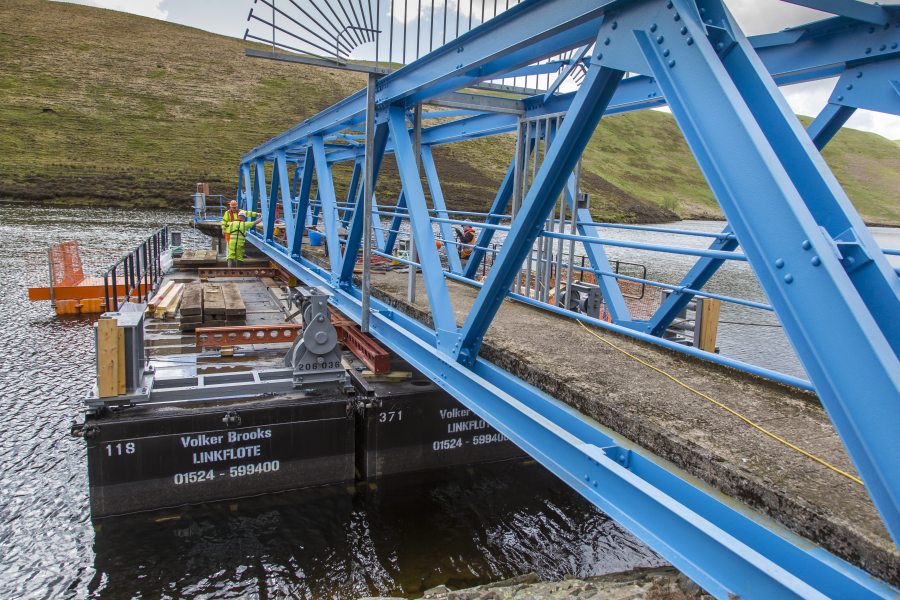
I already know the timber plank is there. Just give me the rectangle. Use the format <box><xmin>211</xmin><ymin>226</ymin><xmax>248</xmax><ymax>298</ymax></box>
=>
<box><xmin>97</xmin><ymin>318</ymin><xmax>118</xmax><ymax>398</ymax></box>
<box><xmin>154</xmin><ymin>283</ymin><xmax>184</xmax><ymax>319</ymax></box>
<box><xmin>181</xmin><ymin>283</ymin><xmax>202</xmax><ymax>316</ymax></box>
<box><xmin>223</xmin><ymin>283</ymin><xmax>246</xmax><ymax>317</ymax></box>
<box><xmin>203</xmin><ymin>284</ymin><xmax>225</xmax><ymax>315</ymax></box>
<box><xmin>148</xmin><ymin>281</ymin><xmax>174</xmax><ymax>309</ymax></box>
<box><xmin>117</xmin><ymin>326</ymin><xmax>126</xmax><ymax>395</ymax></box>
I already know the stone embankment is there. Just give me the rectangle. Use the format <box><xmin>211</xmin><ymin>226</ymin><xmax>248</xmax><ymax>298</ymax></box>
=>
<box><xmin>360</xmin><ymin>569</ymin><xmax>713</xmax><ymax>600</ymax></box>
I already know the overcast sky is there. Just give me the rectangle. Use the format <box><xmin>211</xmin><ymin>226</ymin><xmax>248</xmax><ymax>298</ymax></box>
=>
<box><xmin>52</xmin><ymin>0</ymin><xmax>900</xmax><ymax>140</ymax></box>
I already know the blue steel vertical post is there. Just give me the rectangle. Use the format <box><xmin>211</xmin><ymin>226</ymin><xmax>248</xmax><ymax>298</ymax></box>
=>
<box><xmin>462</xmin><ymin>159</ymin><xmax>516</xmax><ymax>280</ymax></box>
<box><xmin>420</xmin><ymin>144</ymin><xmax>463</xmax><ymax>275</ymax></box>
<box><xmin>312</xmin><ymin>135</ymin><xmax>346</xmax><ymax>278</ymax></box>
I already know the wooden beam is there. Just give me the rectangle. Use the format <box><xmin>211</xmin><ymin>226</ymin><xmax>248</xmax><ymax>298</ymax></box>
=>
<box><xmin>97</xmin><ymin>318</ymin><xmax>118</xmax><ymax>398</ymax></box>
<box><xmin>698</xmin><ymin>298</ymin><xmax>721</xmax><ymax>353</ymax></box>
<box><xmin>117</xmin><ymin>326</ymin><xmax>126</xmax><ymax>395</ymax></box>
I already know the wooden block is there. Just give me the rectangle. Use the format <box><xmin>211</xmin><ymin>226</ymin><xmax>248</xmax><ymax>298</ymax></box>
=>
<box><xmin>97</xmin><ymin>318</ymin><xmax>118</xmax><ymax>398</ymax></box>
<box><xmin>361</xmin><ymin>371</ymin><xmax>411</xmax><ymax>382</ymax></box>
<box><xmin>148</xmin><ymin>281</ymin><xmax>174</xmax><ymax>309</ymax></box>
<box><xmin>181</xmin><ymin>283</ymin><xmax>202</xmax><ymax>316</ymax></box>
<box><xmin>223</xmin><ymin>283</ymin><xmax>246</xmax><ymax>317</ymax></box>
<box><xmin>155</xmin><ymin>283</ymin><xmax>184</xmax><ymax>319</ymax></box>
<box><xmin>180</xmin><ymin>315</ymin><xmax>203</xmax><ymax>324</ymax></box>
<box><xmin>165</xmin><ymin>289</ymin><xmax>183</xmax><ymax>319</ymax></box>
<box><xmin>117</xmin><ymin>327</ymin><xmax>126</xmax><ymax>395</ymax></box>
<box><xmin>698</xmin><ymin>298</ymin><xmax>721</xmax><ymax>353</ymax></box>
<box><xmin>203</xmin><ymin>284</ymin><xmax>226</xmax><ymax>315</ymax></box>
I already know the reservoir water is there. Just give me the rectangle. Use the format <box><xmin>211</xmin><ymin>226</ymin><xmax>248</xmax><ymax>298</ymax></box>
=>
<box><xmin>3</xmin><ymin>205</ymin><xmax>896</xmax><ymax>598</ymax></box>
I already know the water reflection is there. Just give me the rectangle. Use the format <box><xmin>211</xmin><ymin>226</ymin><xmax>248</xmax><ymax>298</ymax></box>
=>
<box><xmin>89</xmin><ymin>463</ymin><xmax>662</xmax><ymax>599</ymax></box>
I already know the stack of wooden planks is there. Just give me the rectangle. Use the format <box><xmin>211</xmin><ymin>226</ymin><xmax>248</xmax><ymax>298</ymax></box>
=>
<box><xmin>179</xmin><ymin>282</ymin><xmax>245</xmax><ymax>332</ymax></box>
<box><xmin>173</xmin><ymin>249</ymin><xmax>218</xmax><ymax>268</ymax></box>
<box><xmin>151</xmin><ymin>283</ymin><xmax>184</xmax><ymax>319</ymax></box>
<box><xmin>179</xmin><ymin>283</ymin><xmax>203</xmax><ymax>332</ymax></box>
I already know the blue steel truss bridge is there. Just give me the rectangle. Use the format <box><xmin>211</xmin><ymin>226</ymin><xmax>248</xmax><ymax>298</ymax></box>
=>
<box><xmin>199</xmin><ymin>1</ymin><xmax>900</xmax><ymax>597</ymax></box>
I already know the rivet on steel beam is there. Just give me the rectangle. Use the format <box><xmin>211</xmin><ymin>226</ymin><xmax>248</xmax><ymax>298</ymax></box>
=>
<box><xmin>893</xmin><ymin>43</ymin><xmax>899</xmax><ymax>49</ymax></box>
<box><xmin>650</xmin><ymin>24</ymin><xmax>657</xmax><ymax>32</ymax></box>
<box><xmin>716</xmin><ymin>42</ymin><xmax>724</xmax><ymax>51</ymax></box>
<box><xmin>584</xmin><ymin>474</ymin><xmax>590</xmax><ymax>481</ymax></box>
<box><xmin>775</xmin><ymin>259</ymin><xmax>785</xmax><ymax>269</ymax></box>
<box><xmin>801</xmin><ymin>240</ymin><xmax>811</xmax><ymax>250</ymax></box>
<box><xmin>611</xmin><ymin>21</ymin><xmax>618</xmax><ymax>30</ymax></box>
<box><xmin>604</xmin><ymin>37</ymin><xmax>611</xmax><ymax>45</ymax></box>
<box><xmin>847</xmin><ymin>84</ymin><xmax>853</xmax><ymax>90</ymax></box>
<box><xmin>865</xmin><ymin>47</ymin><xmax>872</xmax><ymax>54</ymax></box>
<box><xmin>663</xmin><ymin>49</ymin><xmax>670</xmax><ymax>57</ymax></box>
<box><xmin>705</xmin><ymin>19</ymin><xmax>712</xmax><ymax>24</ymax></box>
<box><xmin>843</xmin><ymin>257</ymin><xmax>856</xmax><ymax>268</ymax></box>
<box><xmin>838</xmin><ymin>95</ymin><xmax>844</xmax><ymax>101</ymax></box>
<box><xmin>784</xmin><ymin>274</ymin><xmax>794</xmax><ymax>283</ymax></box>
<box><xmin>674</xmin><ymin>13</ymin><xmax>680</xmax><ymax>21</ymax></box>
<box><xmin>880</xmin><ymin>45</ymin><xmax>887</xmax><ymax>51</ymax></box>
<box><xmin>668</xmin><ymin>59</ymin><xmax>676</xmax><ymax>67</ymax></box>
<box><xmin>680</xmin><ymin>26</ymin><xmax>687</xmax><ymax>35</ymax></box>
<box><xmin>811</xmin><ymin>256</ymin><xmax>821</xmax><ymax>267</ymax></box>
<box><xmin>857</xmin><ymin>72</ymin><xmax>864</xmax><ymax>78</ymax></box>
<box><xmin>597</xmin><ymin>53</ymin><xmax>603</xmax><ymax>60</ymax></box>
<box><xmin>869</xmin><ymin>27</ymin><xmax>875</xmax><ymax>34</ymax></box>
<box><xmin>657</xmin><ymin>35</ymin><xmax>665</xmax><ymax>44</ymax></box>
<box><xmin>687</xmin><ymin>37</ymin><xmax>694</xmax><ymax>45</ymax></box>
<box><xmin>593</xmin><ymin>480</ymin><xmax>598</xmax><ymax>487</ymax></box>
<box><xmin>666</xmin><ymin>1</ymin><xmax>673</xmax><ymax>8</ymax></box>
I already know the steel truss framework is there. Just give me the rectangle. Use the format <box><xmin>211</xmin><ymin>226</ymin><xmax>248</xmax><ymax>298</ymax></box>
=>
<box><xmin>230</xmin><ymin>1</ymin><xmax>900</xmax><ymax>597</ymax></box>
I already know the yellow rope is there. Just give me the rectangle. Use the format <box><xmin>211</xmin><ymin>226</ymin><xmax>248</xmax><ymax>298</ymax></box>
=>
<box><xmin>577</xmin><ymin>320</ymin><xmax>864</xmax><ymax>486</ymax></box>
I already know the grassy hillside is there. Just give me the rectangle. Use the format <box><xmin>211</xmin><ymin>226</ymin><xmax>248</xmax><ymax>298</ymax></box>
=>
<box><xmin>2</xmin><ymin>0</ymin><xmax>900</xmax><ymax>225</ymax></box>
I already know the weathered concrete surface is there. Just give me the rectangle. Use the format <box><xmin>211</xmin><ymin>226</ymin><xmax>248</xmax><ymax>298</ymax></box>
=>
<box><xmin>302</xmin><ymin>246</ymin><xmax>899</xmax><ymax>586</ymax></box>
<box><xmin>360</xmin><ymin>569</ymin><xmax>712</xmax><ymax>600</ymax></box>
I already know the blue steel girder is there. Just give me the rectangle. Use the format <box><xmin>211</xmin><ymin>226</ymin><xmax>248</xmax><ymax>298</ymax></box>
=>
<box><xmin>807</xmin><ymin>102</ymin><xmax>858</xmax><ymax>150</ymax></box>
<box><xmin>273</xmin><ymin>149</ymin><xmax>292</xmax><ymax>244</ymax></box>
<box><xmin>290</xmin><ymin>150</ymin><xmax>316</xmax><ymax>258</ymax></box>
<box><xmin>383</xmin><ymin>190</ymin><xmax>407</xmax><ymax>255</ymax></box>
<box><xmin>564</xmin><ymin>174</ymin><xmax>633</xmax><ymax>323</ymax></box>
<box><xmin>341</xmin><ymin>158</ymin><xmax>363</xmax><ymax>228</ymax></box>
<box><xmin>455</xmin><ymin>57</ymin><xmax>627</xmax><ymax>367</ymax></box>
<box><xmin>462</xmin><ymin>158</ymin><xmax>517</xmax><ymax>280</ymax></box>
<box><xmin>339</xmin><ymin>121</ymin><xmax>390</xmax><ymax>286</ymax></box>
<box><xmin>641</xmin><ymin>226</ymin><xmax>739</xmax><ymax>338</ymax></box>
<box><xmin>387</xmin><ymin>105</ymin><xmax>459</xmax><ymax>340</ymax></box>
<box><xmin>420</xmin><ymin>145</ymin><xmax>464</xmax><ymax>275</ymax></box>
<box><xmin>609</xmin><ymin>0</ymin><xmax>900</xmax><ymax>546</ymax></box>
<box><xmin>245</xmin><ymin>234</ymin><xmax>897</xmax><ymax>600</ymax></box>
<box><xmin>311</xmin><ymin>135</ymin><xmax>345</xmax><ymax>277</ymax></box>
<box><xmin>828</xmin><ymin>57</ymin><xmax>900</xmax><ymax>117</ymax></box>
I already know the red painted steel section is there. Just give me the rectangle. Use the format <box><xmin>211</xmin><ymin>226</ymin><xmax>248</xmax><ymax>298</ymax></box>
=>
<box><xmin>196</xmin><ymin>324</ymin><xmax>302</xmax><ymax>347</ymax></box>
<box><xmin>340</xmin><ymin>325</ymin><xmax>391</xmax><ymax>374</ymax></box>
<box><xmin>197</xmin><ymin>267</ymin><xmax>279</xmax><ymax>278</ymax></box>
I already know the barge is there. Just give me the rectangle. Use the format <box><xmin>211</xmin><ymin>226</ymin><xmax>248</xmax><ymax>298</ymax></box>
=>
<box><xmin>71</xmin><ymin>232</ymin><xmax>524</xmax><ymax>518</ymax></box>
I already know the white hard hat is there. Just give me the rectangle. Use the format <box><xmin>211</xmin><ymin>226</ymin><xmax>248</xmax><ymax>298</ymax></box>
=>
<box><xmin>238</xmin><ymin>210</ymin><xmax>247</xmax><ymax>219</ymax></box>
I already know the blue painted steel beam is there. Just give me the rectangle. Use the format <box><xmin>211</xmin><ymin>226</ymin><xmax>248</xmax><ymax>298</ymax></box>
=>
<box><xmin>807</xmin><ymin>102</ymin><xmax>857</xmax><ymax>151</ymax></box>
<box><xmin>640</xmin><ymin>226</ymin><xmax>739</xmax><ymax>337</ymax></box>
<box><xmin>311</xmin><ymin>135</ymin><xmax>345</xmax><ymax>277</ymax></box>
<box><xmin>339</xmin><ymin>122</ymin><xmax>390</xmax><ymax>285</ymax></box>
<box><xmin>456</xmin><ymin>60</ymin><xmax>626</xmax><ymax>368</ymax></box>
<box><xmin>635</xmin><ymin>0</ymin><xmax>900</xmax><ymax>547</ymax></box>
<box><xmin>462</xmin><ymin>159</ymin><xmax>516</xmax><ymax>280</ymax></box>
<box><xmin>245</xmin><ymin>233</ymin><xmax>897</xmax><ymax>600</ymax></box>
<box><xmin>341</xmin><ymin>158</ymin><xmax>362</xmax><ymax>227</ymax></box>
<box><xmin>383</xmin><ymin>191</ymin><xmax>407</xmax><ymax>255</ymax></box>
<box><xmin>387</xmin><ymin>105</ymin><xmax>459</xmax><ymax>340</ymax></box>
<box><xmin>420</xmin><ymin>145</ymin><xmax>464</xmax><ymax>275</ymax></box>
<box><xmin>564</xmin><ymin>175</ymin><xmax>632</xmax><ymax>323</ymax></box>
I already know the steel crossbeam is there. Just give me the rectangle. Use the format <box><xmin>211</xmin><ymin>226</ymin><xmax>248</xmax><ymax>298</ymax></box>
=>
<box><xmin>227</xmin><ymin>1</ymin><xmax>900</xmax><ymax>596</ymax></box>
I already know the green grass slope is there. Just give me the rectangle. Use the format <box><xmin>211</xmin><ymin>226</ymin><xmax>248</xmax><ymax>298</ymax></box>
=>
<box><xmin>2</xmin><ymin>0</ymin><xmax>899</xmax><ymax>225</ymax></box>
